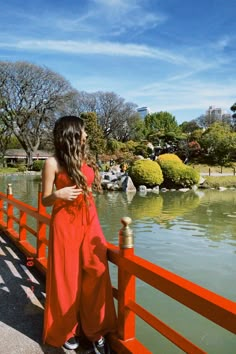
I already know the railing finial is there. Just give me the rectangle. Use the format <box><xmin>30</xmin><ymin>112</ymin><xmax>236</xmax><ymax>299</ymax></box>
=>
<box><xmin>7</xmin><ymin>183</ymin><xmax>12</xmax><ymax>195</ymax></box>
<box><xmin>119</xmin><ymin>216</ymin><xmax>134</xmax><ymax>249</ymax></box>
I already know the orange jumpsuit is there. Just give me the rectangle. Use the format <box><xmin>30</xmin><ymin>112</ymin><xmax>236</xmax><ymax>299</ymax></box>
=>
<box><xmin>43</xmin><ymin>164</ymin><xmax>117</xmax><ymax>347</ymax></box>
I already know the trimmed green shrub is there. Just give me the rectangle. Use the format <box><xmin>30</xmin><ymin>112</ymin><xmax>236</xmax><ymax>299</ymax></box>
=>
<box><xmin>156</xmin><ymin>153</ymin><xmax>182</xmax><ymax>164</ymax></box>
<box><xmin>134</xmin><ymin>144</ymin><xmax>150</xmax><ymax>158</ymax></box>
<box><xmin>32</xmin><ymin>160</ymin><xmax>44</xmax><ymax>171</ymax></box>
<box><xmin>17</xmin><ymin>163</ymin><xmax>27</xmax><ymax>172</ymax></box>
<box><xmin>128</xmin><ymin>159</ymin><xmax>164</xmax><ymax>187</ymax></box>
<box><xmin>158</xmin><ymin>160</ymin><xmax>200</xmax><ymax>188</ymax></box>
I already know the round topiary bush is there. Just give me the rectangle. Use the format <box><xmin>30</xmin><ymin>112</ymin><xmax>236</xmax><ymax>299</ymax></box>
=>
<box><xmin>158</xmin><ymin>160</ymin><xmax>200</xmax><ymax>188</ymax></box>
<box><xmin>128</xmin><ymin>159</ymin><xmax>163</xmax><ymax>187</ymax></box>
<box><xmin>156</xmin><ymin>153</ymin><xmax>182</xmax><ymax>164</ymax></box>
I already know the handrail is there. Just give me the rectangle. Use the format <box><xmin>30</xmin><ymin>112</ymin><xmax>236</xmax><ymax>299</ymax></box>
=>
<box><xmin>0</xmin><ymin>183</ymin><xmax>235</xmax><ymax>354</ymax></box>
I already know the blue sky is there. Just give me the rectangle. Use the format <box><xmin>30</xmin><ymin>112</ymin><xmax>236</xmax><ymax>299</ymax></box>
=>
<box><xmin>0</xmin><ymin>0</ymin><xmax>235</xmax><ymax>124</ymax></box>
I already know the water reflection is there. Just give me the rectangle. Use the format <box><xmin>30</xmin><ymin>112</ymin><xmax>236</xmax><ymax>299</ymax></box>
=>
<box><xmin>0</xmin><ymin>174</ymin><xmax>41</xmax><ymax>208</ymax></box>
<box><xmin>0</xmin><ymin>175</ymin><xmax>235</xmax><ymax>248</ymax></box>
<box><xmin>182</xmin><ymin>189</ymin><xmax>236</xmax><ymax>244</ymax></box>
<box><xmin>97</xmin><ymin>189</ymin><xmax>236</xmax><ymax>246</ymax></box>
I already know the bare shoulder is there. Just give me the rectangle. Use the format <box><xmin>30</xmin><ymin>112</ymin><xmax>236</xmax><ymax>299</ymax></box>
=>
<box><xmin>44</xmin><ymin>156</ymin><xmax>60</xmax><ymax>173</ymax></box>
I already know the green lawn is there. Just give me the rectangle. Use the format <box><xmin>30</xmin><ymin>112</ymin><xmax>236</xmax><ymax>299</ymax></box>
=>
<box><xmin>0</xmin><ymin>167</ymin><xmax>19</xmax><ymax>173</ymax></box>
<box><xmin>190</xmin><ymin>163</ymin><xmax>236</xmax><ymax>175</ymax></box>
<box><xmin>201</xmin><ymin>176</ymin><xmax>236</xmax><ymax>188</ymax></box>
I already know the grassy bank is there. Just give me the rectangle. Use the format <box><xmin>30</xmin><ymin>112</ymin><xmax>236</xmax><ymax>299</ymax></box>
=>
<box><xmin>0</xmin><ymin>167</ymin><xmax>19</xmax><ymax>174</ymax></box>
<box><xmin>190</xmin><ymin>163</ymin><xmax>236</xmax><ymax>175</ymax></box>
<box><xmin>201</xmin><ymin>176</ymin><xmax>236</xmax><ymax>188</ymax></box>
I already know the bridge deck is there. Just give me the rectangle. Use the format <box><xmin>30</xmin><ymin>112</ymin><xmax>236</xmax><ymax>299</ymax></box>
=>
<box><xmin>0</xmin><ymin>233</ymin><xmax>100</xmax><ymax>354</ymax></box>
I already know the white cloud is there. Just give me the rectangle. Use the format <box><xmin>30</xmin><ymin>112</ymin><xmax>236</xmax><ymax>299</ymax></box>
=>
<box><xmin>92</xmin><ymin>0</ymin><xmax>131</xmax><ymax>8</ymax></box>
<box><xmin>126</xmin><ymin>79</ymin><xmax>235</xmax><ymax>114</ymax></box>
<box><xmin>88</xmin><ymin>0</ymin><xmax>166</xmax><ymax>36</ymax></box>
<box><xmin>0</xmin><ymin>38</ymin><xmax>188</xmax><ymax>64</ymax></box>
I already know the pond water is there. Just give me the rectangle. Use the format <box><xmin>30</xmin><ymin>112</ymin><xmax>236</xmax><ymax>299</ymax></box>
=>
<box><xmin>0</xmin><ymin>174</ymin><xmax>235</xmax><ymax>353</ymax></box>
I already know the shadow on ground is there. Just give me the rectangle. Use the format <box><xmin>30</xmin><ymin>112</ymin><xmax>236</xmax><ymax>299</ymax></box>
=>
<box><xmin>0</xmin><ymin>233</ymin><xmax>100</xmax><ymax>354</ymax></box>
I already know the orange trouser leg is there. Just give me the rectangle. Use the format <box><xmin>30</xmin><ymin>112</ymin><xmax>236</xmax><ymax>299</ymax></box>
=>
<box><xmin>43</xmin><ymin>213</ymin><xmax>84</xmax><ymax>347</ymax></box>
<box><xmin>80</xmin><ymin>222</ymin><xmax>117</xmax><ymax>341</ymax></box>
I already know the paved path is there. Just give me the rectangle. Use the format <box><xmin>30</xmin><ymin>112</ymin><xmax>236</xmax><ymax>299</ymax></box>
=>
<box><xmin>200</xmin><ymin>172</ymin><xmax>235</xmax><ymax>176</ymax></box>
<box><xmin>0</xmin><ymin>233</ymin><xmax>97</xmax><ymax>354</ymax></box>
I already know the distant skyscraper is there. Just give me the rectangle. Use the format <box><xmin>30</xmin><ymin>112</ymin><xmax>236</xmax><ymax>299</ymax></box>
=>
<box><xmin>137</xmin><ymin>106</ymin><xmax>151</xmax><ymax>119</ymax></box>
<box><xmin>206</xmin><ymin>105</ymin><xmax>222</xmax><ymax>119</ymax></box>
<box><xmin>206</xmin><ymin>105</ymin><xmax>231</xmax><ymax>122</ymax></box>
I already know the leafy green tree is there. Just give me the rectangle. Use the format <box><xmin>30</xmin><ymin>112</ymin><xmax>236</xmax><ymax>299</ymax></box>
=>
<box><xmin>180</xmin><ymin>120</ymin><xmax>200</xmax><ymax>133</ymax></box>
<box><xmin>230</xmin><ymin>102</ymin><xmax>236</xmax><ymax>131</ymax></box>
<box><xmin>189</xmin><ymin>129</ymin><xmax>204</xmax><ymax>143</ymax></box>
<box><xmin>144</xmin><ymin>112</ymin><xmax>180</xmax><ymax>145</ymax></box>
<box><xmin>200</xmin><ymin>122</ymin><xmax>235</xmax><ymax>165</ymax></box>
<box><xmin>145</xmin><ymin>112</ymin><xmax>179</xmax><ymax>133</ymax></box>
<box><xmin>81</xmin><ymin>112</ymin><xmax>105</xmax><ymax>157</ymax></box>
<box><xmin>134</xmin><ymin>143</ymin><xmax>150</xmax><ymax>158</ymax></box>
<box><xmin>106</xmin><ymin>138</ymin><xmax>122</xmax><ymax>154</ymax></box>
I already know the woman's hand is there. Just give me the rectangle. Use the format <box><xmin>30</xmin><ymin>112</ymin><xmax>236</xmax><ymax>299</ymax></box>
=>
<box><xmin>56</xmin><ymin>185</ymin><xmax>83</xmax><ymax>201</ymax></box>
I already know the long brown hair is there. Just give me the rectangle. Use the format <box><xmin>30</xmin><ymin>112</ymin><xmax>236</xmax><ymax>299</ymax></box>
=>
<box><xmin>53</xmin><ymin>116</ymin><xmax>102</xmax><ymax>197</ymax></box>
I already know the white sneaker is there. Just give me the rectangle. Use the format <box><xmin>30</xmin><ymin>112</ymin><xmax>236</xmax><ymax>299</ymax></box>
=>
<box><xmin>92</xmin><ymin>337</ymin><xmax>110</xmax><ymax>354</ymax></box>
<box><xmin>63</xmin><ymin>337</ymin><xmax>79</xmax><ymax>350</ymax></box>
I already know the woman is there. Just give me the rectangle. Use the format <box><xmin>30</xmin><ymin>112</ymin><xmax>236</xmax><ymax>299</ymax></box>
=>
<box><xmin>42</xmin><ymin>116</ymin><xmax>117</xmax><ymax>353</ymax></box>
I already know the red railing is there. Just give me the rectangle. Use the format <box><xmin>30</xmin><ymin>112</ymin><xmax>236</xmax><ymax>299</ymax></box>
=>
<box><xmin>0</xmin><ymin>183</ymin><xmax>235</xmax><ymax>354</ymax></box>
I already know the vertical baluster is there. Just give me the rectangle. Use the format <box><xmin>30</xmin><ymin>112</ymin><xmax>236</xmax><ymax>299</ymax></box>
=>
<box><xmin>118</xmin><ymin>216</ymin><xmax>135</xmax><ymax>341</ymax></box>
<box><xmin>0</xmin><ymin>196</ymin><xmax>3</xmax><ymax>226</ymax></box>
<box><xmin>37</xmin><ymin>182</ymin><xmax>46</xmax><ymax>259</ymax></box>
<box><xmin>7</xmin><ymin>184</ymin><xmax>14</xmax><ymax>231</ymax></box>
<box><xmin>19</xmin><ymin>210</ymin><xmax>27</xmax><ymax>241</ymax></box>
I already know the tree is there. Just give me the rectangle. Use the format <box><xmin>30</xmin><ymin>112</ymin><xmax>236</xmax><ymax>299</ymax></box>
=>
<box><xmin>112</xmin><ymin>113</ymin><xmax>145</xmax><ymax>142</ymax></box>
<box><xmin>67</xmin><ymin>91</ymin><xmax>138</xmax><ymax>140</ymax></box>
<box><xmin>6</xmin><ymin>135</ymin><xmax>22</xmax><ymax>149</ymax></box>
<box><xmin>0</xmin><ymin>61</ymin><xmax>75</xmax><ymax>167</ymax></box>
<box><xmin>95</xmin><ymin>91</ymin><xmax>138</xmax><ymax>140</ymax></box>
<box><xmin>145</xmin><ymin>112</ymin><xmax>180</xmax><ymax>135</ymax></box>
<box><xmin>200</xmin><ymin>122</ymin><xmax>235</xmax><ymax>165</ymax></box>
<box><xmin>0</xmin><ymin>119</ymin><xmax>12</xmax><ymax>164</ymax></box>
<box><xmin>180</xmin><ymin>120</ymin><xmax>200</xmax><ymax>133</ymax></box>
<box><xmin>196</xmin><ymin>113</ymin><xmax>221</xmax><ymax>129</ymax></box>
<box><xmin>144</xmin><ymin>111</ymin><xmax>180</xmax><ymax>148</ymax></box>
<box><xmin>230</xmin><ymin>102</ymin><xmax>236</xmax><ymax>131</ymax></box>
<box><xmin>80</xmin><ymin>112</ymin><xmax>105</xmax><ymax>157</ymax></box>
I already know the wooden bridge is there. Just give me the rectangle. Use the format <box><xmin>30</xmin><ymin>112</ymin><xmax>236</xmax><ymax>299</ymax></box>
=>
<box><xmin>0</xmin><ymin>183</ymin><xmax>235</xmax><ymax>353</ymax></box>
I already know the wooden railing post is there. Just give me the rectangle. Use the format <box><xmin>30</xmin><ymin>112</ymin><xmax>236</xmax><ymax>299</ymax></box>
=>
<box><xmin>37</xmin><ymin>182</ymin><xmax>46</xmax><ymax>214</ymax></box>
<box><xmin>37</xmin><ymin>183</ymin><xmax>47</xmax><ymax>259</ymax></box>
<box><xmin>0</xmin><ymin>194</ymin><xmax>3</xmax><ymax>224</ymax></box>
<box><xmin>7</xmin><ymin>184</ymin><xmax>13</xmax><ymax>230</ymax></box>
<box><xmin>118</xmin><ymin>217</ymin><xmax>135</xmax><ymax>341</ymax></box>
<box><xmin>19</xmin><ymin>210</ymin><xmax>27</xmax><ymax>241</ymax></box>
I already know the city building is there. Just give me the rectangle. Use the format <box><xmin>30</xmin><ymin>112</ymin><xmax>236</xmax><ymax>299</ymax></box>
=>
<box><xmin>206</xmin><ymin>105</ymin><xmax>231</xmax><ymax>121</ymax></box>
<box><xmin>137</xmin><ymin>106</ymin><xmax>151</xmax><ymax>119</ymax></box>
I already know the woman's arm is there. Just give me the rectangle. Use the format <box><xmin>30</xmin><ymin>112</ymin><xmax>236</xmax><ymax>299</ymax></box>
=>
<box><xmin>42</xmin><ymin>157</ymin><xmax>83</xmax><ymax>207</ymax></box>
<box><xmin>41</xmin><ymin>157</ymin><xmax>58</xmax><ymax>207</ymax></box>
